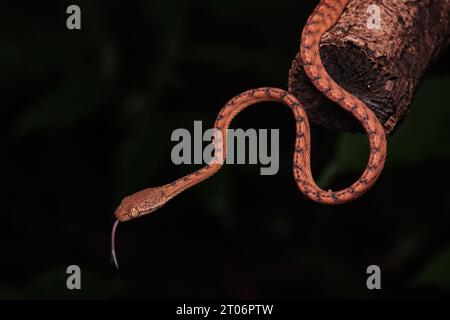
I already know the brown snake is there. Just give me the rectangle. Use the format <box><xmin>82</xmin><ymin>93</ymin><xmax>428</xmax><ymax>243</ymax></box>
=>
<box><xmin>111</xmin><ymin>0</ymin><xmax>388</xmax><ymax>268</ymax></box>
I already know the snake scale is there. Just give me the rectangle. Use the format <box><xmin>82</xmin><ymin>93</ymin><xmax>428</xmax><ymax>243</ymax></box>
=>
<box><xmin>112</xmin><ymin>0</ymin><xmax>389</xmax><ymax>266</ymax></box>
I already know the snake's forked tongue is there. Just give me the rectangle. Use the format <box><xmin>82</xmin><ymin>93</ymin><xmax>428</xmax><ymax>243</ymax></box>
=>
<box><xmin>111</xmin><ymin>220</ymin><xmax>120</xmax><ymax>270</ymax></box>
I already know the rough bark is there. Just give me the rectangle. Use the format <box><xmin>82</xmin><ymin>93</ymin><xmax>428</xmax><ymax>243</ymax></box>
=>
<box><xmin>288</xmin><ymin>0</ymin><xmax>450</xmax><ymax>134</ymax></box>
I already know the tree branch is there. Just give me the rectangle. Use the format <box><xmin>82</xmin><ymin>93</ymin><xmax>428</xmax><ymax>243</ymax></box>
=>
<box><xmin>289</xmin><ymin>0</ymin><xmax>450</xmax><ymax>133</ymax></box>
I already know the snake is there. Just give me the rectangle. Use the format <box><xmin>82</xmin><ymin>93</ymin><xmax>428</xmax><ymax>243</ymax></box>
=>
<box><xmin>111</xmin><ymin>0</ymin><xmax>389</xmax><ymax>268</ymax></box>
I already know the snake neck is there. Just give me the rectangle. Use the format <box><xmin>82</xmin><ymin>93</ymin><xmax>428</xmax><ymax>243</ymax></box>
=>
<box><xmin>163</xmin><ymin>162</ymin><xmax>223</xmax><ymax>200</ymax></box>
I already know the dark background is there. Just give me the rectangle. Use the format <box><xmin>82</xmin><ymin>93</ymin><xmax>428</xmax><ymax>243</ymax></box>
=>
<box><xmin>1</xmin><ymin>0</ymin><xmax>450</xmax><ymax>299</ymax></box>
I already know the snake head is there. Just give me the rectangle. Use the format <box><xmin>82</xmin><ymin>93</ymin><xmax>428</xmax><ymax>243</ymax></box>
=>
<box><xmin>114</xmin><ymin>187</ymin><xmax>168</xmax><ymax>222</ymax></box>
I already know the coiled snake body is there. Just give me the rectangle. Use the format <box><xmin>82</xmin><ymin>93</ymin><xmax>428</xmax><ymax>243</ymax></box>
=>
<box><xmin>112</xmin><ymin>0</ymin><xmax>388</xmax><ymax>266</ymax></box>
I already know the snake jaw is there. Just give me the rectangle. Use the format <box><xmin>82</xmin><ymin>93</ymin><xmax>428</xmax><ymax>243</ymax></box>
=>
<box><xmin>114</xmin><ymin>204</ymin><xmax>130</xmax><ymax>222</ymax></box>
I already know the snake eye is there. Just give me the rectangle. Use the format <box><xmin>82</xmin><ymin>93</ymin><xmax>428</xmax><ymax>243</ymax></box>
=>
<box><xmin>129</xmin><ymin>207</ymin><xmax>140</xmax><ymax>218</ymax></box>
